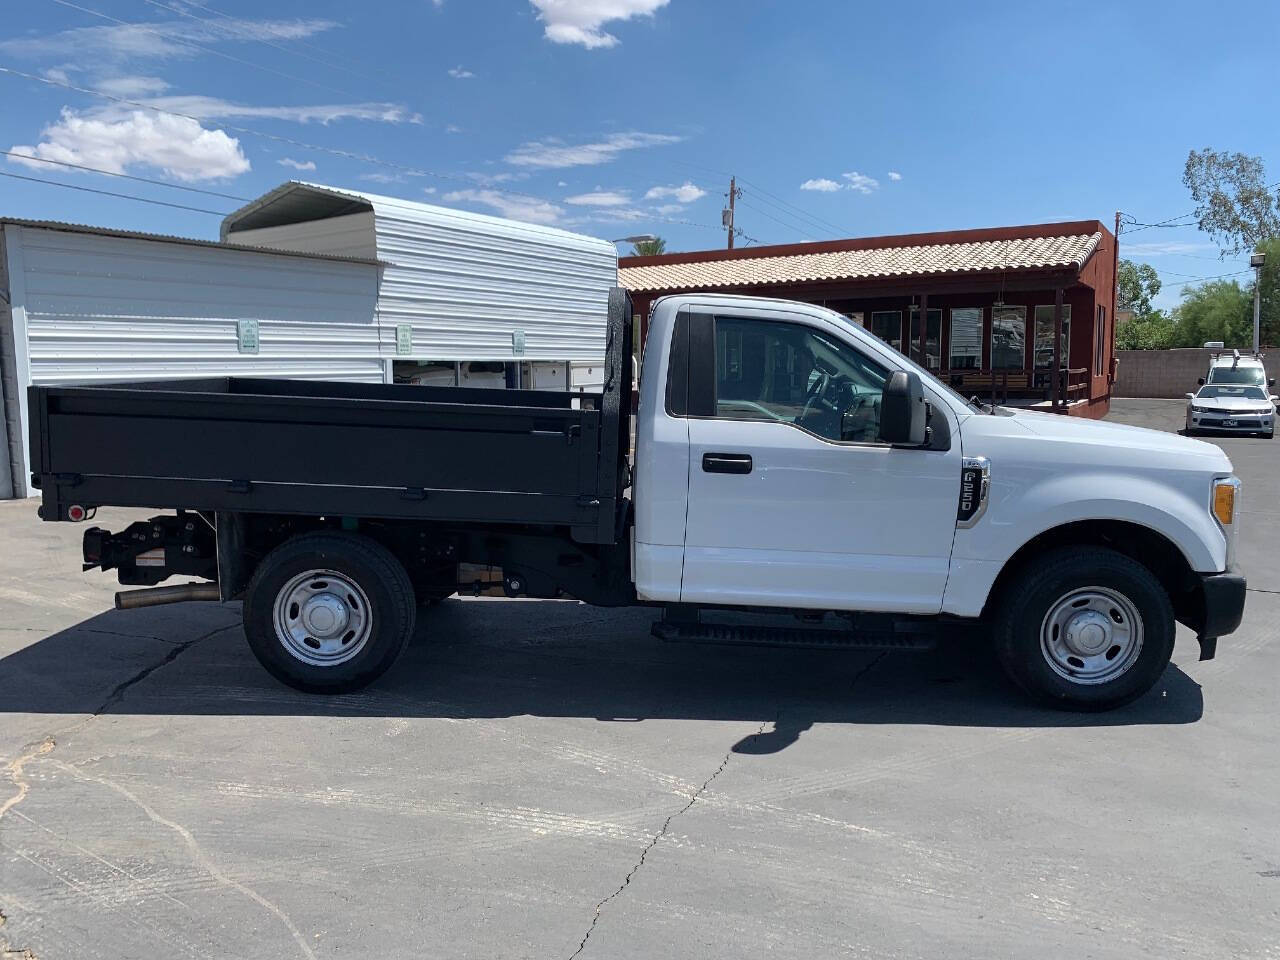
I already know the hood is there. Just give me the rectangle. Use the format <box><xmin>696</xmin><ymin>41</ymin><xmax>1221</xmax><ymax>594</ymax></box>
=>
<box><xmin>1008</xmin><ymin>409</ymin><xmax>1230</xmax><ymax>465</ymax></box>
<box><xmin>1193</xmin><ymin>396</ymin><xmax>1274</xmax><ymax>412</ymax></box>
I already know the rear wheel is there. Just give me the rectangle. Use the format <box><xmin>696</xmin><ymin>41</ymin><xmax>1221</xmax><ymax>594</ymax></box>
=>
<box><xmin>993</xmin><ymin>546</ymin><xmax>1175</xmax><ymax>711</ymax></box>
<box><xmin>243</xmin><ymin>532</ymin><xmax>416</xmax><ymax>693</ymax></box>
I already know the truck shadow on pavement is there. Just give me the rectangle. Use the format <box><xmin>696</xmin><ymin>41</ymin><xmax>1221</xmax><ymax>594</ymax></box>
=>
<box><xmin>0</xmin><ymin>597</ymin><xmax>1204</xmax><ymax>745</ymax></box>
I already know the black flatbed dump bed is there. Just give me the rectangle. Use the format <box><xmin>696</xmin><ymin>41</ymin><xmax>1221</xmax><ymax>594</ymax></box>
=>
<box><xmin>29</xmin><ymin>289</ymin><xmax>634</xmax><ymax>547</ymax></box>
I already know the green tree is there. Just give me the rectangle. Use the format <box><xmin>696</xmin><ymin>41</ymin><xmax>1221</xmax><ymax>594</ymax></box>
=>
<box><xmin>1183</xmin><ymin>149</ymin><xmax>1280</xmax><ymax>256</ymax></box>
<box><xmin>1117</xmin><ymin>259</ymin><xmax>1162</xmax><ymax>317</ymax></box>
<box><xmin>631</xmin><ymin>237</ymin><xmax>666</xmax><ymax>256</ymax></box>
<box><xmin>1116</xmin><ymin>312</ymin><xmax>1176</xmax><ymax>350</ymax></box>
<box><xmin>1170</xmin><ymin>279</ymin><xmax>1253</xmax><ymax>348</ymax></box>
<box><xmin>1254</xmin><ymin>236</ymin><xmax>1280</xmax><ymax>346</ymax></box>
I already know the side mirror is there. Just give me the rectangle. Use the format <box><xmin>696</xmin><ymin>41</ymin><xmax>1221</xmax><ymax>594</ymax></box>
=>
<box><xmin>1269</xmin><ymin>378</ymin><xmax>1276</xmax><ymax>388</ymax></box>
<box><xmin>880</xmin><ymin>371</ymin><xmax>928</xmax><ymax>446</ymax></box>
<box><xmin>1185</xmin><ymin>392</ymin><xmax>1196</xmax><ymax>400</ymax></box>
<box><xmin>1198</xmin><ymin>378</ymin><xmax>1205</xmax><ymax>386</ymax></box>
<box><xmin>1270</xmin><ymin>395</ymin><xmax>1279</xmax><ymax>404</ymax></box>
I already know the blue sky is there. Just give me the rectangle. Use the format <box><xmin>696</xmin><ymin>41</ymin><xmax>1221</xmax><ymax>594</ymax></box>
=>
<box><xmin>2</xmin><ymin>0</ymin><xmax>1277</xmax><ymax>309</ymax></box>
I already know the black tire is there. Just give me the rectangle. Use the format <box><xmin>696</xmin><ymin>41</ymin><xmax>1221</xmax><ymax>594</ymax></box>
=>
<box><xmin>243</xmin><ymin>532</ymin><xmax>416</xmax><ymax>694</ymax></box>
<box><xmin>993</xmin><ymin>546</ymin><xmax>1175</xmax><ymax>711</ymax></box>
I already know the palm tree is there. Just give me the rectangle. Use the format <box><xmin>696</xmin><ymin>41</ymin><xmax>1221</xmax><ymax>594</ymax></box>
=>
<box><xmin>631</xmin><ymin>237</ymin><xmax>666</xmax><ymax>256</ymax></box>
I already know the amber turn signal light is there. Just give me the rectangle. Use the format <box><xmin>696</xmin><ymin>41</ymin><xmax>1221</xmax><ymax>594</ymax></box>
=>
<box><xmin>1213</xmin><ymin>480</ymin><xmax>1236</xmax><ymax>526</ymax></box>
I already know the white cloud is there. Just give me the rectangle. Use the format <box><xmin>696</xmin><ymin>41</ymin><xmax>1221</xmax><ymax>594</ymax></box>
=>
<box><xmin>1122</xmin><ymin>240</ymin><xmax>1216</xmax><ymax>256</ymax></box>
<box><xmin>0</xmin><ymin>17</ymin><xmax>338</xmax><ymax>63</ymax></box>
<box><xmin>143</xmin><ymin>95</ymin><xmax>418</xmax><ymax>125</ymax></box>
<box><xmin>43</xmin><ymin>67</ymin><xmax>70</xmax><ymax>85</ymax></box>
<box><xmin>842</xmin><ymin>171</ymin><xmax>879</xmax><ymax>194</ymax></box>
<box><xmin>9</xmin><ymin>107</ymin><xmax>249</xmax><ymax>182</ymax></box>
<box><xmin>359</xmin><ymin>172</ymin><xmax>404</xmax><ymax>184</ymax></box>
<box><xmin>645</xmin><ymin>180</ymin><xmax>705</xmax><ymax>203</ymax></box>
<box><xmin>654</xmin><ymin>203</ymin><xmax>685</xmax><ymax>215</ymax></box>
<box><xmin>887</xmin><ymin>170</ymin><xmax>902</xmax><ymax>181</ymax></box>
<box><xmin>557</xmin><ymin>180</ymin><xmax>568</xmax><ymax>187</ymax></box>
<box><xmin>448</xmin><ymin>65</ymin><xmax>474</xmax><ymax>78</ymax></box>
<box><xmin>278</xmin><ymin>157</ymin><xmax>315</xmax><ymax>171</ymax></box>
<box><xmin>800</xmin><ymin>178</ymin><xmax>841</xmax><ymax>192</ymax></box>
<box><xmin>95</xmin><ymin>75</ymin><xmax>170</xmax><ymax>97</ymax></box>
<box><xmin>565</xmin><ymin>189</ymin><xmax>631</xmax><ymax>207</ymax></box>
<box><xmin>506</xmin><ymin>131</ymin><xmax>680</xmax><ymax>169</ymax></box>
<box><xmin>529</xmin><ymin>0</ymin><xmax>669</xmax><ymax>48</ymax></box>
<box><xmin>423</xmin><ymin>186</ymin><xmax>437</xmax><ymax>194</ymax></box>
<box><xmin>441</xmin><ymin>188</ymin><xmax>564</xmax><ymax>225</ymax></box>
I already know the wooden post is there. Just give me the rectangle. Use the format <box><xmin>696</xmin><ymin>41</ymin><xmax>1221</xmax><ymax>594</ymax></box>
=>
<box><xmin>1052</xmin><ymin>286</ymin><xmax>1064</xmax><ymax>412</ymax></box>
<box><xmin>918</xmin><ymin>293</ymin><xmax>929</xmax><ymax>366</ymax></box>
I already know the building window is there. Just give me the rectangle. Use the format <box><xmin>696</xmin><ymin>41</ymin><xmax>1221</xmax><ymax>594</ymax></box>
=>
<box><xmin>1033</xmin><ymin>304</ymin><xmax>1072</xmax><ymax>369</ymax></box>
<box><xmin>870</xmin><ymin>310</ymin><xmax>903</xmax><ymax>352</ymax></box>
<box><xmin>1095</xmin><ymin>305</ymin><xmax>1106</xmax><ymax>376</ymax></box>
<box><xmin>909</xmin><ymin>307</ymin><xmax>943</xmax><ymax>369</ymax></box>
<box><xmin>949</xmin><ymin>307</ymin><xmax>982</xmax><ymax>370</ymax></box>
<box><xmin>991</xmin><ymin>305</ymin><xmax>1026</xmax><ymax>370</ymax></box>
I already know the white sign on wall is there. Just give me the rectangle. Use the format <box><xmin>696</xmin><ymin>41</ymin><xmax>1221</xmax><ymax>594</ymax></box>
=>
<box><xmin>236</xmin><ymin>319</ymin><xmax>259</xmax><ymax>354</ymax></box>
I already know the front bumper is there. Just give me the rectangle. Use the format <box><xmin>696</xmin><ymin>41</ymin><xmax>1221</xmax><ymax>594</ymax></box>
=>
<box><xmin>1192</xmin><ymin>566</ymin><xmax>1247</xmax><ymax>661</ymax></box>
<box><xmin>1188</xmin><ymin>410</ymin><xmax>1274</xmax><ymax>432</ymax></box>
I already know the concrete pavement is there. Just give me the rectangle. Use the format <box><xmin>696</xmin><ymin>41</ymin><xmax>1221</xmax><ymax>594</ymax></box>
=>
<box><xmin>1</xmin><ymin>398</ymin><xmax>1277</xmax><ymax>959</ymax></box>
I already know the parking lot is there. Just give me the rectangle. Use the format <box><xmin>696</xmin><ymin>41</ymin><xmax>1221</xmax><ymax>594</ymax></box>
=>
<box><xmin>1</xmin><ymin>398</ymin><xmax>1278</xmax><ymax>960</ymax></box>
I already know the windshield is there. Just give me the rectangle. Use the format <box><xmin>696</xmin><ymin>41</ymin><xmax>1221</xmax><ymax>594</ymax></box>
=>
<box><xmin>1207</xmin><ymin>365</ymin><xmax>1266</xmax><ymax>386</ymax></box>
<box><xmin>1198</xmin><ymin>384</ymin><xmax>1269</xmax><ymax>400</ymax></box>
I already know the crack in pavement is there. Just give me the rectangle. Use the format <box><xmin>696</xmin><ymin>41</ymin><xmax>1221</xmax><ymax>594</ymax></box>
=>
<box><xmin>0</xmin><ymin>908</ymin><xmax>39</xmax><ymax>960</ymax></box>
<box><xmin>565</xmin><ymin>651</ymin><xmax>889</xmax><ymax>959</ymax></box>
<box><xmin>51</xmin><ymin>760</ymin><xmax>317</xmax><ymax>960</ymax></box>
<box><xmin>0</xmin><ymin>620</ymin><xmax>238</xmax><ymax>957</ymax></box>
<box><xmin>566</xmin><ymin>718</ymin><xmax>771</xmax><ymax>960</ymax></box>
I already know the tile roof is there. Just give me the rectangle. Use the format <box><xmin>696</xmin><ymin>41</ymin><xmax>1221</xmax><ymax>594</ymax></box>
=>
<box><xmin>619</xmin><ymin>231</ymin><xmax>1103</xmax><ymax>293</ymax></box>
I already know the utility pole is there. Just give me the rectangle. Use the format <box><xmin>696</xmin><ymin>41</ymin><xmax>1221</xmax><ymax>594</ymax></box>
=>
<box><xmin>1251</xmin><ymin>252</ymin><xmax>1266</xmax><ymax>355</ymax></box>
<box><xmin>723</xmin><ymin>176</ymin><xmax>742</xmax><ymax>249</ymax></box>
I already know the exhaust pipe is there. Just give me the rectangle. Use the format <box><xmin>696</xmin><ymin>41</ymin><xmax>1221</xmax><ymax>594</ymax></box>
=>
<box><xmin>114</xmin><ymin>582</ymin><xmax>221</xmax><ymax>610</ymax></box>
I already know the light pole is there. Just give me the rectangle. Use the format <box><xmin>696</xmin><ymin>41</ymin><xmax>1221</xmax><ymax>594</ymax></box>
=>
<box><xmin>611</xmin><ymin>234</ymin><xmax>657</xmax><ymax>250</ymax></box>
<box><xmin>1251</xmin><ymin>252</ymin><xmax>1266</xmax><ymax>355</ymax></box>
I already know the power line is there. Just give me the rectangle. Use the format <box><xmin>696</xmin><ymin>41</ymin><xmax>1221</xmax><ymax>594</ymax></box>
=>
<box><xmin>735</xmin><ymin>174</ymin><xmax>852</xmax><ymax>237</ymax></box>
<box><xmin>0</xmin><ymin>170</ymin><xmax>231</xmax><ymax>215</ymax></box>
<box><xmin>44</xmin><ymin>0</ymin><xmax>363</xmax><ymax>98</ymax></box>
<box><xmin>735</xmin><ymin>197</ymin><xmax>813</xmax><ymax>241</ymax></box>
<box><xmin>0</xmin><ymin>150</ymin><xmax>250</xmax><ymax>201</ymax></box>
<box><xmin>180</xmin><ymin>0</ymin><xmax>400</xmax><ymax>87</ymax></box>
<box><xmin>135</xmin><ymin>0</ymin><xmax>384</xmax><ymax>87</ymax></box>
<box><xmin>1</xmin><ymin>65</ymin><xmax>737</xmax><ymax>236</ymax></box>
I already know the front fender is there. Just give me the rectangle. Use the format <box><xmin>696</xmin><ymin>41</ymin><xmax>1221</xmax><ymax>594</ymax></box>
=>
<box><xmin>942</xmin><ymin>470</ymin><xmax>1226</xmax><ymax>619</ymax></box>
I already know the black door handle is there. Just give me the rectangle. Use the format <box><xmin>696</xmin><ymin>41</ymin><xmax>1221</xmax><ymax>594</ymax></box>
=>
<box><xmin>702</xmin><ymin>452</ymin><xmax>752</xmax><ymax>474</ymax></box>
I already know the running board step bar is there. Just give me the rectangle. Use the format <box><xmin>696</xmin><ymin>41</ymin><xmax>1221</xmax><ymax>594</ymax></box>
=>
<box><xmin>651</xmin><ymin>619</ymin><xmax>935</xmax><ymax>651</ymax></box>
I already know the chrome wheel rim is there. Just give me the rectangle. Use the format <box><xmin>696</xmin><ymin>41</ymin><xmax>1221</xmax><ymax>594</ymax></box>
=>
<box><xmin>272</xmin><ymin>569</ymin><xmax>372</xmax><ymax>667</ymax></box>
<box><xmin>1039</xmin><ymin>586</ymin><xmax>1144</xmax><ymax>685</ymax></box>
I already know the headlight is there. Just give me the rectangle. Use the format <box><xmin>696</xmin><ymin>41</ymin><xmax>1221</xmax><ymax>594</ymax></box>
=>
<box><xmin>1191</xmin><ymin>404</ymin><xmax>1209</xmax><ymax>413</ymax></box>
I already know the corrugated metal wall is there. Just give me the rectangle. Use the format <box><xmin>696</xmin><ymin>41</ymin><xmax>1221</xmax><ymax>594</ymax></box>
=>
<box><xmin>225</xmin><ymin>184</ymin><xmax>618</xmax><ymax>365</ymax></box>
<box><xmin>16</xmin><ymin>225</ymin><xmax>383</xmax><ymax>385</ymax></box>
<box><xmin>2</xmin><ymin>223</ymin><xmax>383</xmax><ymax>497</ymax></box>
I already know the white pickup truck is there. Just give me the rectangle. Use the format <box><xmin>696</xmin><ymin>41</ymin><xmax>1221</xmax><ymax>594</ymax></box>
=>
<box><xmin>30</xmin><ymin>289</ymin><xmax>1246</xmax><ymax>711</ymax></box>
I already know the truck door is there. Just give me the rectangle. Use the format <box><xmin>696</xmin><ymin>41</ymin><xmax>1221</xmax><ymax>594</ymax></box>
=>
<box><xmin>679</xmin><ymin>308</ymin><xmax>960</xmax><ymax>614</ymax></box>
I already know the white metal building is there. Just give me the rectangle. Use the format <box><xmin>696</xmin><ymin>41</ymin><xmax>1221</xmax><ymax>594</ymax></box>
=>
<box><xmin>0</xmin><ymin>219</ymin><xmax>383</xmax><ymax>498</ymax></box>
<box><xmin>221</xmin><ymin>181</ymin><xmax>619</xmax><ymax>392</ymax></box>
<box><xmin>1</xmin><ymin>183</ymin><xmax>620</xmax><ymax>500</ymax></box>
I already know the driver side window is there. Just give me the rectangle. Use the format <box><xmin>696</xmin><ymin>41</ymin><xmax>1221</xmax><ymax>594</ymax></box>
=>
<box><xmin>713</xmin><ymin>316</ymin><xmax>888</xmax><ymax>442</ymax></box>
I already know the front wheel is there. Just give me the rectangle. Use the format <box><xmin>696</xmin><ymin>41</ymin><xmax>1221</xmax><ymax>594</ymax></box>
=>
<box><xmin>993</xmin><ymin>546</ymin><xmax>1174</xmax><ymax>711</ymax></box>
<box><xmin>243</xmin><ymin>532</ymin><xmax>416</xmax><ymax>693</ymax></box>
